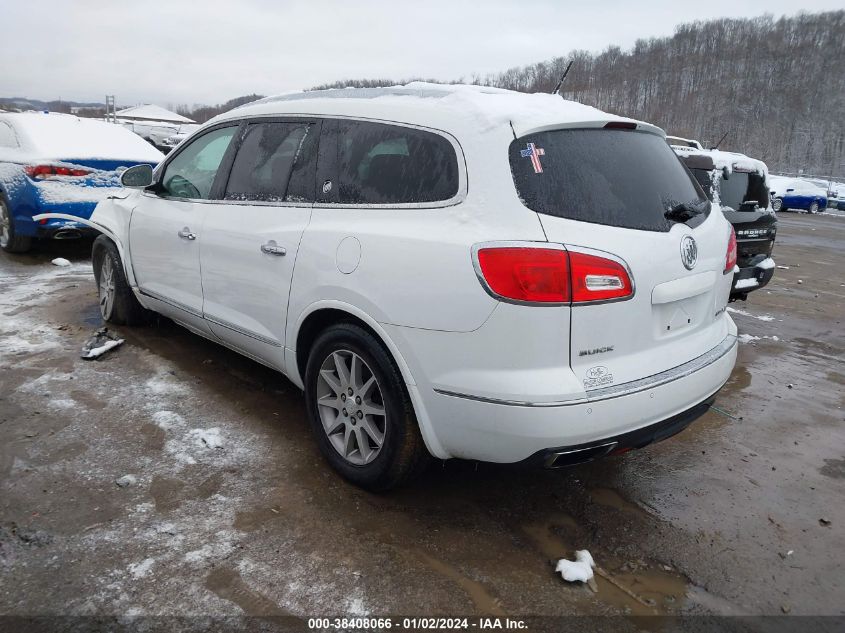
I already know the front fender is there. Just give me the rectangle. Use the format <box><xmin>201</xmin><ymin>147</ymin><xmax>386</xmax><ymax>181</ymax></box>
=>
<box><xmin>34</xmin><ymin>191</ymin><xmax>140</xmax><ymax>284</ymax></box>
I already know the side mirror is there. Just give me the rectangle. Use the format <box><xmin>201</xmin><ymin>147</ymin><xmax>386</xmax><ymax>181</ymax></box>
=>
<box><xmin>121</xmin><ymin>164</ymin><xmax>154</xmax><ymax>188</ymax></box>
<box><xmin>785</xmin><ymin>188</ymin><xmax>794</xmax><ymax>193</ymax></box>
<box><xmin>721</xmin><ymin>167</ymin><xmax>730</xmax><ymax>181</ymax></box>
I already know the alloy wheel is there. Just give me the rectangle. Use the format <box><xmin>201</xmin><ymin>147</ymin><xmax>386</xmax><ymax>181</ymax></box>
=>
<box><xmin>98</xmin><ymin>256</ymin><xmax>116</xmax><ymax>319</ymax></box>
<box><xmin>315</xmin><ymin>349</ymin><xmax>386</xmax><ymax>466</ymax></box>
<box><xmin>809</xmin><ymin>201</ymin><xmax>819</xmax><ymax>214</ymax></box>
<box><xmin>772</xmin><ymin>198</ymin><xmax>782</xmax><ymax>212</ymax></box>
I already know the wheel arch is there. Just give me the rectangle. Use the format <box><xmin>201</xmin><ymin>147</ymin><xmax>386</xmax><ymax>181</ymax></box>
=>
<box><xmin>289</xmin><ymin>301</ymin><xmax>449</xmax><ymax>460</ymax></box>
<box><xmin>291</xmin><ymin>302</ymin><xmax>416</xmax><ymax>391</ymax></box>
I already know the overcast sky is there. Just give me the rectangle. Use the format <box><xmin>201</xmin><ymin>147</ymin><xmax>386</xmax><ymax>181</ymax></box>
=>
<box><xmin>2</xmin><ymin>0</ymin><xmax>842</xmax><ymax>107</ymax></box>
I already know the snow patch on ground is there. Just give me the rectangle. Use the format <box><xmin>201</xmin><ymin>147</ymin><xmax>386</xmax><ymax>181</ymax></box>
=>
<box><xmin>184</xmin><ymin>538</ymin><xmax>236</xmax><ymax>565</ymax></box>
<box><xmin>738</xmin><ymin>333</ymin><xmax>780</xmax><ymax>344</ymax></box>
<box><xmin>48</xmin><ymin>397</ymin><xmax>78</xmax><ymax>410</ymax></box>
<box><xmin>164</xmin><ymin>439</ymin><xmax>198</xmax><ymax>465</ymax></box>
<box><xmin>0</xmin><ymin>263</ymin><xmax>92</xmax><ymax>362</ymax></box>
<box><xmin>345</xmin><ymin>596</ymin><xmax>369</xmax><ymax>616</ymax></box>
<box><xmin>152</xmin><ymin>410</ymin><xmax>186</xmax><ymax>430</ymax></box>
<box><xmin>16</xmin><ymin>371</ymin><xmax>74</xmax><ymax>394</ymax></box>
<box><xmin>727</xmin><ymin>306</ymin><xmax>776</xmax><ymax>322</ymax></box>
<box><xmin>188</xmin><ymin>427</ymin><xmax>224</xmax><ymax>449</ymax></box>
<box><xmin>145</xmin><ymin>374</ymin><xmax>191</xmax><ymax>397</ymax></box>
<box><xmin>127</xmin><ymin>558</ymin><xmax>155</xmax><ymax>579</ymax></box>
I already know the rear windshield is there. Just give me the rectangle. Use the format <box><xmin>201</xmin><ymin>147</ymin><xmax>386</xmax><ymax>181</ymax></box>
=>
<box><xmin>719</xmin><ymin>171</ymin><xmax>750</xmax><ymax>210</ymax></box>
<box><xmin>690</xmin><ymin>168</ymin><xmax>716</xmax><ymax>201</ymax></box>
<box><xmin>691</xmin><ymin>168</ymin><xmax>770</xmax><ymax>211</ymax></box>
<box><xmin>509</xmin><ymin>129</ymin><xmax>707</xmax><ymax>232</ymax></box>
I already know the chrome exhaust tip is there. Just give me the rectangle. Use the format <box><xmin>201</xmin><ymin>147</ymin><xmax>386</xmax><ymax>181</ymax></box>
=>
<box><xmin>53</xmin><ymin>229</ymin><xmax>83</xmax><ymax>240</ymax></box>
<box><xmin>543</xmin><ymin>442</ymin><xmax>618</xmax><ymax>468</ymax></box>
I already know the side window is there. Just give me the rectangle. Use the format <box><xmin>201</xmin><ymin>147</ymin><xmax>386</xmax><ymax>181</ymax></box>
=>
<box><xmin>161</xmin><ymin>126</ymin><xmax>237</xmax><ymax>199</ymax></box>
<box><xmin>337</xmin><ymin>121</ymin><xmax>459</xmax><ymax>205</ymax></box>
<box><xmin>0</xmin><ymin>122</ymin><xmax>18</xmax><ymax>148</ymax></box>
<box><xmin>224</xmin><ymin>122</ymin><xmax>317</xmax><ymax>203</ymax></box>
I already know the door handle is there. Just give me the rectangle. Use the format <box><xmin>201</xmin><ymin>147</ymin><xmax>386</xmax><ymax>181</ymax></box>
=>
<box><xmin>260</xmin><ymin>240</ymin><xmax>286</xmax><ymax>256</ymax></box>
<box><xmin>178</xmin><ymin>227</ymin><xmax>196</xmax><ymax>240</ymax></box>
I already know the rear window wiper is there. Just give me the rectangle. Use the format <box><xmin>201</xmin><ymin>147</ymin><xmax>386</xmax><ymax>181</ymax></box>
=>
<box><xmin>664</xmin><ymin>201</ymin><xmax>705</xmax><ymax>223</ymax></box>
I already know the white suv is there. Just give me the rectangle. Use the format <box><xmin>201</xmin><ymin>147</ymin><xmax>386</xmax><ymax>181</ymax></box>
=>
<box><xmin>41</xmin><ymin>84</ymin><xmax>738</xmax><ymax>490</ymax></box>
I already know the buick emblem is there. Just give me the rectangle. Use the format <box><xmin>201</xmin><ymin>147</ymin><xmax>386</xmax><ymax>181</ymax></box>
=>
<box><xmin>680</xmin><ymin>235</ymin><xmax>698</xmax><ymax>270</ymax></box>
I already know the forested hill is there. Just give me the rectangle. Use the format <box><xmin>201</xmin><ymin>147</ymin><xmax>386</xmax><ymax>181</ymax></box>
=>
<box><xmin>314</xmin><ymin>11</ymin><xmax>845</xmax><ymax>178</ymax></box>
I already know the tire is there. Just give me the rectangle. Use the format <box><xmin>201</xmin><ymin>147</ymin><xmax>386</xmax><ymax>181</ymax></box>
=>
<box><xmin>0</xmin><ymin>196</ymin><xmax>32</xmax><ymax>253</ymax></box>
<box><xmin>304</xmin><ymin>323</ymin><xmax>430</xmax><ymax>490</ymax></box>
<box><xmin>91</xmin><ymin>235</ymin><xmax>150</xmax><ymax>325</ymax></box>
<box><xmin>808</xmin><ymin>201</ymin><xmax>819</xmax><ymax>214</ymax></box>
<box><xmin>772</xmin><ymin>197</ymin><xmax>784</xmax><ymax>212</ymax></box>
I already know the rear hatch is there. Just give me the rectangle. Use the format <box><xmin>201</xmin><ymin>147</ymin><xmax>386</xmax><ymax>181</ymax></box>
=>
<box><xmin>712</xmin><ymin>168</ymin><xmax>776</xmax><ymax>264</ymax></box>
<box><xmin>509</xmin><ymin>126</ymin><xmax>734</xmax><ymax>389</ymax></box>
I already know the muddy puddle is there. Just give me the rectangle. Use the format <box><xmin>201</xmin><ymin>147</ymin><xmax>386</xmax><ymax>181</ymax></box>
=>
<box><xmin>522</xmin><ymin>510</ymin><xmax>689</xmax><ymax>617</ymax></box>
<box><xmin>206</xmin><ymin>566</ymin><xmax>291</xmax><ymax>616</ymax></box>
<box><xmin>410</xmin><ymin>549</ymin><xmax>507</xmax><ymax>616</ymax></box>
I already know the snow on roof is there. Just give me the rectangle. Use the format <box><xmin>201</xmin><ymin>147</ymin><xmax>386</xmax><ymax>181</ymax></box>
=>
<box><xmin>114</xmin><ymin>104</ymin><xmax>195</xmax><ymax>124</ymax></box>
<box><xmin>0</xmin><ymin>112</ymin><xmax>164</xmax><ymax>163</ymax></box>
<box><xmin>217</xmin><ymin>82</ymin><xmax>663</xmax><ymax>138</ymax></box>
<box><xmin>674</xmin><ymin>146</ymin><xmax>768</xmax><ymax>178</ymax></box>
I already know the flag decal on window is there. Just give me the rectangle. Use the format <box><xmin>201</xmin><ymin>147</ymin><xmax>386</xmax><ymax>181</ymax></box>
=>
<box><xmin>520</xmin><ymin>143</ymin><xmax>545</xmax><ymax>174</ymax></box>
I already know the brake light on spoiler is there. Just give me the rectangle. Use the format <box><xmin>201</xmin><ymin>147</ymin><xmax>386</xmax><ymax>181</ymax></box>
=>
<box><xmin>604</xmin><ymin>121</ymin><xmax>638</xmax><ymax>130</ymax></box>
<box><xmin>473</xmin><ymin>244</ymin><xmax>633</xmax><ymax>305</ymax></box>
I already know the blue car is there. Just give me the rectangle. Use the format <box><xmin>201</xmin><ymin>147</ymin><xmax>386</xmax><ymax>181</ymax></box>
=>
<box><xmin>0</xmin><ymin>112</ymin><xmax>162</xmax><ymax>253</ymax></box>
<box><xmin>769</xmin><ymin>177</ymin><xmax>828</xmax><ymax>214</ymax></box>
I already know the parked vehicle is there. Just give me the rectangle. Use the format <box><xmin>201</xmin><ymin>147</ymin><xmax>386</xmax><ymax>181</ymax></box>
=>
<box><xmin>672</xmin><ymin>146</ymin><xmax>777</xmax><ymax>300</ymax></box>
<box><xmin>41</xmin><ymin>84</ymin><xmax>738</xmax><ymax>489</ymax></box>
<box><xmin>119</xmin><ymin>119</ymin><xmax>179</xmax><ymax>149</ymax></box>
<box><xmin>0</xmin><ymin>112</ymin><xmax>163</xmax><ymax>253</ymax></box>
<box><xmin>159</xmin><ymin>124</ymin><xmax>201</xmax><ymax>152</ymax></box>
<box><xmin>769</xmin><ymin>176</ymin><xmax>828</xmax><ymax>213</ymax></box>
<box><xmin>829</xmin><ymin>195</ymin><xmax>845</xmax><ymax>211</ymax></box>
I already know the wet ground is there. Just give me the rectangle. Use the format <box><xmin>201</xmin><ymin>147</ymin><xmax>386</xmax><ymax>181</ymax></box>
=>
<box><xmin>1</xmin><ymin>213</ymin><xmax>843</xmax><ymax>624</ymax></box>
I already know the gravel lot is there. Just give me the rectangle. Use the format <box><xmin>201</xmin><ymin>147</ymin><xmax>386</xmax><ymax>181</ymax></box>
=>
<box><xmin>1</xmin><ymin>212</ymin><xmax>843</xmax><ymax>622</ymax></box>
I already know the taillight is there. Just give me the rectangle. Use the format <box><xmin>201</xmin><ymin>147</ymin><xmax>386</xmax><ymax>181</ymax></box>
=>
<box><xmin>25</xmin><ymin>164</ymin><xmax>91</xmax><ymax>179</ymax></box>
<box><xmin>476</xmin><ymin>247</ymin><xmax>570</xmax><ymax>303</ymax></box>
<box><xmin>474</xmin><ymin>245</ymin><xmax>633</xmax><ymax>305</ymax></box>
<box><xmin>569</xmin><ymin>251</ymin><xmax>632</xmax><ymax>303</ymax></box>
<box><xmin>724</xmin><ymin>227</ymin><xmax>737</xmax><ymax>274</ymax></box>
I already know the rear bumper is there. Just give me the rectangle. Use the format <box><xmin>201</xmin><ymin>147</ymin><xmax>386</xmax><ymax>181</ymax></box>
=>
<box><xmin>416</xmin><ymin>332</ymin><xmax>738</xmax><ymax>463</ymax></box>
<box><xmin>16</xmin><ymin>200</ymin><xmax>99</xmax><ymax>237</ymax></box>
<box><xmin>731</xmin><ymin>255</ymin><xmax>775</xmax><ymax>296</ymax></box>
<box><xmin>523</xmin><ymin>395</ymin><xmax>715</xmax><ymax>468</ymax></box>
